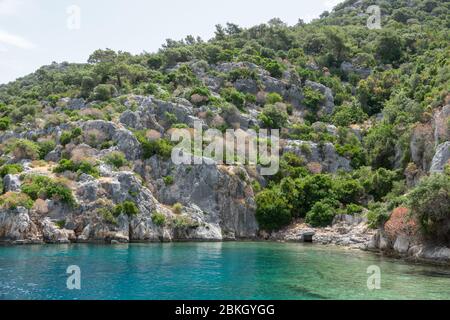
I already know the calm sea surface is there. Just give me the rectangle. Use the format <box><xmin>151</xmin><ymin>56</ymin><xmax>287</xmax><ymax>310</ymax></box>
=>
<box><xmin>0</xmin><ymin>242</ymin><xmax>449</xmax><ymax>300</ymax></box>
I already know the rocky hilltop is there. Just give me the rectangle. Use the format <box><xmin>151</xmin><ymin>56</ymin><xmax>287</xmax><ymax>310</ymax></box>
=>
<box><xmin>0</xmin><ymin>0</ymin><xmax>449</xmax><ymax>263</ymax></box>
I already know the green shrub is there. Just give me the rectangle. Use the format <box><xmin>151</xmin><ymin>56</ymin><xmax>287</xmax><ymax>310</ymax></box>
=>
<box><xmin>91</xmin><ymin>84</ymin><xmax>116</xmax><ymax>101</ymax></box>
<box><xmin>0</xmin><ymin>117</ymin><xmax>11</xmax><ymax>130</ymax></box>
<box><xmin>10</xmin><ymin>105</ymin><xmax>37</xmax><ymax>123</ymax></box>
<box><xmin>264</xmin><ymin>60</ymin><xmax>284</xmax><ymax>78</ymax></box>
<box><xmin>172</xmin><ymin>215</ymin><xmax>199</xmax><ymax>229</ymax></box>
<box><xmin>256</xmin><ymin>188</ymin><xmax>292</xmax><ymax>231</ymax></box>
<box><xmin>367</xmin><ymin>202</ymin><xmax>390</xmax><ymax>229</ymax></box>
<box><xmin>98</xmin><ymin>208</ymin><xmax>118</xmax><ymax>225</ymax></box>
<box><xmin>37</xmin><ymin>140</ymin><xmax>56</xmax><ymax>160</ymax></box>
<box><xmin>21</xmin><ymin>175</ymin><xmax>75</xmax><ymax>207</ymax></box>
<box><xmin>60</xmin><ymin>128</ymin><xmax>81</xmax><ymax>146</ymax></box>
<box><xmin>6</xmin><ymin>139</ymin><xmax>40</xmax><ymax>161</ymax></box>
<box><xmin>306</xmin><ymin>199</ymin><xmax>339</xmax><ymax>227</ymax></box>
<box><xmin>0</xmin><ymin>192</ymin><xmax>34</xmax><ymax>210</ymax></box>
<box><xmin>332</xmin><ymin>178</ymin><xmax>364</xmax><ymax>205</ymax></box>
<box><xmin>227</xmin><ymin>68</ymin><xmax>257</xmax><ymax>82</ymax></box>
<box><xmin>113</xmin><ymin>201</ymin><xmax>139</xmax><ymax>217</ymax></box>
<box><xmin>259</xmin><ymin>104</ymin><xmax>288</xmax><ymax>129</ymax></box>
<box><xmin>152</xmin><ymin>211</ymin><xmax>166</xmax><ymax>227</ymax></box>
<box><xmin>173</xmin><ymin>202</ymin><xmax>183</xmax><ymax>214</ymax></box>
<box><xmin>59</xmin><ymin>131</ymin><xmax>72</xmax><ymax>146</ymax></box>
<box><xmin>163</xmin><ymin>176</ymin><xmax>174</xmax><ymax>185</ymax></box>
<box><xmin>0</xmin><ymin>164</ymin><xmax>23</xmax><ymax>178</ymax></box>
<box><xmin>375</xmin><ymin>31</ymin><xmax>403</xmax><ymax>64</ymax></box>
<box><xmin>407</xmin><ymin>174</ymin><xmax>450</xmax><ymax>243</ymax></box>
<box><xmin>103</xmin><ymin>151</ymin><xmax>127</xmax><ymax>169</ymax></box>
<box><xmin>266</xmin><ymin>92</ymin><xmax>283</xmax><ymax>105</ymax></box>
<box><xmin>53</xmin><ymin>159</ymin><xmax>99</xmax><ymax>177</ymax></box>
<box><xmin>55</xmin><ymin>220</ymin><xmax>66</xmax><ymax>229</ymax></box>
<box><xmin>292</xmin><ymin>174</ymin><xmax>335</xmax><ymax>217</ymax></box>
<box><xmin>135</xmin><ymin>133</ymin><xmax>173</xmax><ymax>160</ymax></box>
<box><xmin>345</xmin><ymin>203</ymin><xmax>364</xmax><ymax>215</ymax></box>
<box><xmin>221</xmin><ymin>88</ymin><xmax>246</xmax><ymax>109</ymax></box>
<box><xmin>303</xmin><ymin>87</ymin><xmax>324</xmax><ymax>110</ymax></box>
<box><xmin>332</xmin><ymin>101</ymin><xmax>367</xmax><ymax>126</ymax></box>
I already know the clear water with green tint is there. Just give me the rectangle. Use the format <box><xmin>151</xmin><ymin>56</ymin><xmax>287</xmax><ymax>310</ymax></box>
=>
<box><xmin>0</xmin><ymin>242</ymin><xmax>449</xmax><ymax>300</ymax></box>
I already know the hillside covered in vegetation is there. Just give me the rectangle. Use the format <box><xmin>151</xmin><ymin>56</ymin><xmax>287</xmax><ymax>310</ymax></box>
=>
<box><xmin>0</xmin><ymin>0</ymin><xmax>448</xmax><ymax>259</ymax></box>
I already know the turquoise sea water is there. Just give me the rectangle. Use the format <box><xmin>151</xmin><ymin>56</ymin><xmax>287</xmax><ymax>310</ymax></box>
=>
<box><xmin>0</xmin><ymin>242</ymin><xmax>449</xmax><ymax>300</ymax></box>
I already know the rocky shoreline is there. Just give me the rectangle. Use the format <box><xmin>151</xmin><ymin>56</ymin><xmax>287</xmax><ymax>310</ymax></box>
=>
<box><xmin>2</xmin><ymin>213</ymin><xmax>449</xmax><ymax>267</ymax></box>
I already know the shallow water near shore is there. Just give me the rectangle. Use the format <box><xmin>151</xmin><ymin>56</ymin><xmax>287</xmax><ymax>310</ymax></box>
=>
<box><xmin>0</xmin><ymin>242</ymin><xmax>449</xmax><ymax>300</ymax></box>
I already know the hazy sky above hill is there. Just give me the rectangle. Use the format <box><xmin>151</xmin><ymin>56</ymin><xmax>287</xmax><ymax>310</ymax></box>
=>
<box><xmin>0</xmin><ymin>0</ymin><xmax>344</xmax><ymax>84</ymax></box>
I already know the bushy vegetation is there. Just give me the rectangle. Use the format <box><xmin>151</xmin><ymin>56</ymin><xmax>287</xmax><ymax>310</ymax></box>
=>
<box><xmin>152</xmin><ymin>211</ymin><xmax>166</xmax><ymax>227</ymax></box>
<box><xmin>0</xmin><ymin>164</ymin><xmax>23</xmax><ymax>178</ymax></box>
<box><xmin>113</xmin><ymin>201</ymin><xmax>139</xmax><ymax>217</ymax></box>
<box><xmin>21</xmin><ymin>175</ymin><xmax>75</xmax><ymax>207</ymax></box>
<box><xmin>0</xmin><ymin>0</ymin><xmax>448</xmax><ymax>241</ymax></box>
<box><xmin>135</xmin><ymin>132</ymin><xmax>173</xmax><ymax>160</ymax></box>
<box><xmin>54</xmin><ymin>159</ymin><xmax>100</xmax><ymax>177</ymax></box>
<box><xmin>103</xmin><ymin>151</ymin><xmax>128</xmax><ymax>169</ymax></box>
<box><xmin>0</xmin><ymin>192</ymin><xmax>34</xmax><ymax>210</ymax></box>
<box><xmin>407</xmin><ymin>174</ymin><xmax>450</xmax><ymax>243</ymax></box>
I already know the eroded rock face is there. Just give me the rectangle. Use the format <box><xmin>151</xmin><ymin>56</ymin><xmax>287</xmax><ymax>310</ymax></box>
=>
<box><xmin>0</xmin><ymin>208</ymin><xmax>40</xmax><ymax>242</ymax></box>
<box><xmin>410</xmin><ymin>123</ymin><xmax>435</xmax><ymax>171</ymax></box>
<box><xmin>305</xmin><ymin>80</ymin><xmax>335</xmax><ymax>115</ymax></box>
<box><xmin>142</xmin><ymin>157</ymin><xmax>259</xmax><ymax>239</ymax></box>
<box><xmin>79</xmin><ymin>120</ymin><xmax>142</xmax><ymax>160</ymax></box>
<box><xmin>433</xmin><ymin>104</ymin><xmax>450</xmax><ymax>145</ymax></box>
<box><xmin>3</xmin><ymin>174</ymin><xmax>21</xmax><ymax>192</ymax></box>
<box><xmin>368</xmin><ymin>231</ymin><xmax>450</xmax><ymax>264</ymax></box>
<box><xmin>430</xmin><ymin>142</ymin><xmax>450</xmax><ymax>173</ymax></box>
<box><xmin>119</xmin><ymin>95</ymin><xmax>205</xmax><ymax>132</ymax></box>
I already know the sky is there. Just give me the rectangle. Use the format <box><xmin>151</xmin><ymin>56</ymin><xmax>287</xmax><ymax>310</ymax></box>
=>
<box><xmin>0</xmin><ymin>0</ymin><xmax>344</xmax><ymax>84</ymax></box>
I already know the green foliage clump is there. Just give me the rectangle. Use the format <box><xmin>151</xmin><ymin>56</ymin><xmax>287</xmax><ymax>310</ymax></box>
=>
<box><xmin>220</xmin><ymin>88</ymin><xmax>246</xmax><ymax>109</ymax></box>
<box><xmin>37</xmin><ymin>140</ymin><xmax>56</xmax><ymax>160</ymax></box>
<box><xmin>6</xmin><ymin>139</ymin><xmax>40</xmax><ymax>161</ymax></box>
<box><xmin>163</xmin><ymin>176</ymin><xmax>174</xmax><ymax>185</ymax></box>
<box><xmin>375</xmin><ymin>31</ymin><xmax>403</xmax><ymax>65</ymax></box>
<box><xmin>135</xmin><ymin>133</ymin><xmax>173</xmax><ymax>160</ymax></box>
<box><xmin>113</xmin><ymin>201</ymin><xmax>139</xmax><ymax>217</ymax></box>
<box><xmin>152</xmin><ymin>211</ymin><xmax>166</xmax><ymax>227</ymax></box>
<box><xmin>255</xmin><ymin>188</ymin><xmax>292</xmax><ymax>231</ymax></box>
<box><xmin>60</xmin><ymin>128</ymin><xmax>82</xmax><ymax>146</ymax></box>
<box><xmin>332</xmin><ymin>101</ymin><xmax>367</xmax><ymax>126</ymax></box>
<box><xmin>54</xmin><ymin>159</ymin><xmax>100</xmax><ymax>177</ymax></box>
<box><xmin>0</xmin><ymin>164</ymin><xmax>23</xmax><ymax>178</ymax></box>
<box><xmin>302</xmin><ymin>87</ymin><xmax>324</xmax><ymax>110</ymax></box>
<box><xmin>91</xmin><ymin>84</ymin><xmax>117</xmax><ymax>101</ymax></box>
<box><xmin>0</xmin><ymin>192</ymin><xmax>34</xmax><ymax>210</ymax></box>
<box><xmin>21</xmin><ymin>175</ymin><xmax>75</xmax><ymax>207</ymax></box>
<box><xmin>305</xmin><ymin>199</ymin><xmax>339</xmax><ymax>227</ymax></box>
<box><xmin>264</xmin><ymin>59</ymin><xmax>284</xmax><ymax>78</ymax></box>
<box><xmin>407</xmin><ymin>174</ymin><xmax>450</xmax><ymax>243</ymax></box>
<box><xmin>259</xmin><ymin>104</ymin><xmax>288</xmax><ymax>129</ymax></box>
<box><xmin>103</xmin><ymin>151</ymin><xmax>127</xmax><ymax>169</ymax></box>
<box><xmin>0</xmin><ymin>117</ymin><xmax>11</xmax><ymax>131</ymax></box>
<box><xmin>367</xmin><ymin>202</ymin><xmax>391</xmax><ymax>229</ymax></box>
<box><xmin>98</xmin><ymin>208</ymin><xmax>118</xmax><ymax>225</ymax></box>
<box><xmin>266</xmin><ymin>92</ymin><xmax>283</xmax><ymax>105</ymax></box>
<box><xmin>363</xmin><ymin>124</ymin><xmax>397</xmax><ymax>169</ymax></box>
<box><xmin>172</xmin><ymin>203</ymin><xmax>183</xmax><ymax>214</ymax></box>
